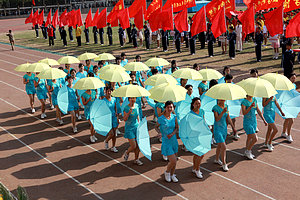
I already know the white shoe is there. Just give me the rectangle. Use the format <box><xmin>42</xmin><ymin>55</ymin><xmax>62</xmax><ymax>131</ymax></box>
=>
<box><xmin>111</xmin><ymin>146</ymin><xmax>118</xmax><ymax>153</ymax></box>
<box><xmin>281</xmin><ymin>132</ymin><xmax>288</xmax><ymax>138</ymax></box>
<box><xmin>116</xmin><ymin>129</ymin><xmax>122</xmax><ymax>135</ymax></box>
<box><xmin>214</xmin><ymin>159</ymin><xmax>222</xmax><ymax>166</ymax></box>
<box><xmin>163</xmin><ymin>155</ymin><xmax>168</xmax><ymax>161</ymax></box>
<box><xmin>93</xmin><ymin>135</ymin><xmax>98</xmax><ymax>141</ymax></box>
<box><xmin>222</xmin><ymin>164</ymin><xmax>229</xmax><ymax>172</ymax></box>
<box><xmin>56</xmin><ymin>118</ymin><xmax>60</xmax><ymax>122</ymax></box>
<box><xmin>44</xmin><ymin>113</ymin><xmax>47</xmax><ymax>118</ymax></box>
<box><xmin>90</xmin><ymin>136</ymin><xmax>95</xmax><ymax>143</ymax></box>
<box><xmin>159</xmin><ymin>138</ymin><xmax>162</xmax><ymax>143</ymax></box>
<box><xmin>249</xmin><ymin>150</ymin><xmax>255</xmax><ymax>158</ymax></box>
<box><xmin>164</xmin><ymin>171</ymin><xmax>171</xmax><ymax>182</ymax></box>
<box><xmin>32</xmin><ymin>108</ymin><xmax>35</xmax><ymax>113</ymax></box>
<box><xmin>171</xmin><ymin>174</ymin><xmax>178</xmax><ymax>182</ymax></box>
<box><xmin>41</xmin><ymin>113</ymin><xmax>45</xmax><ymax>119</ymax></box>
<box><xmin>244</xmin><ymin>150</ymin><xmax>254</xmax><ymax>160</ymax></box>
<box><xmin>192</xmin><ymin>170</ymin><xmax>203</xmax><ymax>179</ymax></box>
<box><xmin>78</xmin><ymin>115</ymin><xmax>82</xmax><ymax>120</ymax></box>
<box><xmin>59</xmin><ymin>120</ymin><xmax>63</xmax><ymax>125</ymax></box>
<box><xmin>256</xmin><ymin>127</ymin><xmax>259</xmax><ymax>132</ymax></box>
<box><xmin>287</xmin><ymin>135</ymin><xmax>293</xmax><ymax>143</ymax></box>
<box><xmin>134</xmin><ymin>159</ymin><xmax>143</xmax><ymax>166</ymax></box>
<box><xmin>124</xmin><ymin>152</ymin><xmax>129</xmax><ymax>161</ymax></box>
<box><xmin>50</xmin><ymin>105</ymin><xmax>54</xmax><ymax>110</ymax></box>
<box><xmin>262</xmin><ymin>143</ymin><xmax>268</xmax><ymax>148</ymax></box>
<box><xmin>73</xmin><ymin>127</ymin><xmax>78</xmax><ymax>133</ymax></box>
<box><xmin>104</xmin><ymin>142</ymin><xmax>109</xmax><ymax>150</ymax></box>
<box><xmin>234</xmin><ymin>134</ymin><xmax>240</xmax><ymax>139</ymax></box>
<box><xmin>267</xmin><ymin>144</ymin><xmax>274</xmax><ymax>152</ymax></box>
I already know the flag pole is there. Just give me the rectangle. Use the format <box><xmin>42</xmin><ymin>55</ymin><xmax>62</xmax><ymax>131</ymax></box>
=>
<box><xmin>204</xmin><ymin>6</ymin><xmax>207</xmax><ymax>31</ymax></box>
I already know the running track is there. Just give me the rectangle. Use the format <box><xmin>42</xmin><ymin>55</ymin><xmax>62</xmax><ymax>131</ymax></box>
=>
<box><xmin>0</xmin><ymin>43</ymin><xmax>300</xmax><ymax>199</ymax></box>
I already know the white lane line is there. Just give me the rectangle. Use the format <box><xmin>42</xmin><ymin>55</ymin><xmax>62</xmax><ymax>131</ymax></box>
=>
<box><xmin>257</xmin><ymin>118</ymin><xmax>300</xmax><ymax>133</ymax></box>
<box><xmin>0</xmin><ymin>51</ymin><xmax>37</xmax><ymax>63</ymax></box>
<box><xmin>0</xmin><ymin>181</ymin><xmax>18</xmax><ymax>200</ymax></box>
<box><xmin>0</xmin><ymin>46</ymin><xmax>54</xmax><ymax>59</ymax></box>
<box><xmin>0</xmin><ymin>126</ymin><xmax>104</xmax><ymax>200</ymax></box>
<box><xmin>0</xmin><ymin>96</ymin><xmax>188</xmax><ymax>200</ymax></box>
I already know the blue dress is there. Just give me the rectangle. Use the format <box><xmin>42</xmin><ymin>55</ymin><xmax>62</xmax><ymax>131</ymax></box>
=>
<box><xmin>155</xmin><ymin>102</ymin><xmax>165</xmax><ymax>118</ymax></box>
<box><xmin>82</xmin><ymin>91</ymin><xmax>96</xmax><ymax>120</ymax></box>
<box><xmin>124</xmin><ymin>103</ymin><xmax>139</xmax><ymax>139</ymax></box>
<box><xmin>241</xmin><ymin>98</ymin><xmax>257</xmax><ymax>135</ymax></box>
<box><xmin>158</xmin><ymin>114</ymin><xmax>178</xmax><ymax>156</ymax></box>
<box><xmin>191</xmin><ymin>109</ymin><xmax>205</xmax><ymax>118</ymax></box>
<box><xmin>23</xmin><ymin>73</ymin><xmax>36</xmax><ymax>95</ymax></box>
<box><xmin>84</xmin><ymin>65</ymin><xmax>94</xmax><ymax>73</ymax></box>
<box><xmin>136</xmin><ymin>97</ymin><xmax>143</xmax><ymax>119</ymax></box>
<box><xmin>120</xmin><ymin>59</ymin><xmax>128</xmax><ymax>67</ymax></box>
<box><xmin>76</xmin><ymin>71</ymin><xmax>87</xmax><ymax>79</ymax></box>
<box><xmin>34</xmin><ymin>77</ymin><xmax>48</xmax><ymax>100</ymax></box>
<box><xmin>67</xmin><ymin>87</ymin><xmax>79</xmax><ymax>111</ymax></box>
<box><xmin>103</xmin><ymin>97</ymin><xmax>118</xmax><ymax>128</ymax></box>
<box><xmin>63</xmin><ymin>68</ymin><xmax>74</xmax><ymax>75</ymax></box>
<box><xmin>198</xmin><ymin>82</ymin><xmax>209</xmax><ymax>94</ymax></box>
<box><xmin>263</xmin><ymin>97</ymin><xmax>276</xmax><ymax>124</ymax></box>
<box><xmin>212</xmin><ymin>104</ymin><xmax>228</xmax><ymax>143</ymax></box>
<box><xmin>50</xmin><ymin>81</ymin><xmax>60</xmax><ymax>106</ymax></box>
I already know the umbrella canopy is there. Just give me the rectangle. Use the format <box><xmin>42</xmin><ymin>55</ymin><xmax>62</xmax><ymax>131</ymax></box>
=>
<box><xmin>200</xmin><ymin>93</ymin><xmax>216</xmax><ymax>126</ymax></box>
<box><xmin>145</xmin><ymin>57</ymin><xmax>170</xmax><ymax>67</ymax></box>
<box><xmin>72</xmin><ymin>77</ymin><xmax>105</xmax><ymax>90</ymax></box>
<box><xmin>199</xmin><ymin>69</ymin><xmax>223</xmax><ymax>81</ymax></box>
<box><xmin>37</xmin><ymin>68</ymin><xmax>67</xmax><ymax>79</ymax></box>
<box><xmin>175</xmin><ymin>100</ymin><xmax>191</xmax><ymax>122</ymax></box>
<box><xmin>149</xmin><ymin>83</ymin><xmax>187</xmax><ymax>103</ymax></box>
<box><xmin>94</xmin><ymin>53</ymin><xmax>116</xmax><ymax>61</ymax></box>
<box><xmin>187</xmin><ymin>79</ymin><xmax>201</xmax><ymax>97</ymax></box>
<box><xmin>124</xmin><ymin>62</ymin><xmax>150</xmax><ymax>71</ymax></box>
<box><xmin>57</xmin><ymin>85</ymin><xmax>69</xmax><ymax>114</ymax></box>
<box><xmin>145</xmin><ymin>74</ymin><xmax>178</xmax><ymax>86</ymax></box>
<box><xmin>205</xmin><ymin>83</ymin><xmax>247</xmax><ymax>100</ymax></box>
<box><xmin>226</xmin><ymin>99</ymin><xmax>241</xmax><ymax>119</ymax></box>
<box><xmin>98</xmin><ymin>64</ymin><xmax>124</xmax><ymax>74</ymax></box>
<box><xmin>261</xmin><ymin>73</ymin><xmax>294</xmax><ymax>91</ymax></box>
<box><xmin>137</xmin><ymin>117</ymin><xmax>152</xmax><ymax>161</ymax></box>
<box><xmin>27</xmin><ymin>63</ymin><xmax>50</xmax><ymax>73</ymax></box>
<box><xmin>275</xmin><ymin>90</ymin><xmax>300</xmax><ymax>119</ymax></box>
<box><xmin>14</xmin><ymin>63</ymin><xmax>30</xmax><ymax>72</ymax></box>
<box><xmin>99</xmin><ymin>68</ymin><xmax>131</xmax><ymax>82</ymax></box>
<box><xmin>172</xmin><ymin>68</ymin><xmax>203</xmax><ymax>80</ymax></box>
<box><xmin>112</xmin><ymin>84</ymin><xmax>150</xmax><ymax>97</ymax></box>
<box><xmin>145</xmin><ymin>85</ymin><xmax>155</xmax><ymax>108</ymax></box>
<box><xmin>179</xmin><ymin>112</ymin><xmax>212</xmax><ymax>156</ymax></box>
<box><xmin>57</xmin><ymin>56</ymin><xmax>80</xmax><ymax>64</ymax></box>
<box><xmin>77</xmin><ymin>52</ymin><xmax>98</xmax><ymax>61</ymax></box>
<box><xmin>90</xmin><ymin>99</ymin><xmax>112</xmax><ymax>136</ymax></box>
<box><xmin>236</xmin><ymin>78</ymin><xmax>277</xmax><ymax>98</ymax></box>
<box><xmin>39</xmin><ymin>58</ymin><xmax>60</xmax><ymax>66</ymax></box>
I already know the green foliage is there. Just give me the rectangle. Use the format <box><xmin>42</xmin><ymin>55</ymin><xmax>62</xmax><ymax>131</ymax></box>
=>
<box><xmin>0</xmin><ymin>183</ymin><xmax>13</xmax><ymax>200</ymax></box>
<box><xmin>17</xmin><ymin>186</ymin><xmax>29</xmax><ymax>200</ymax></box>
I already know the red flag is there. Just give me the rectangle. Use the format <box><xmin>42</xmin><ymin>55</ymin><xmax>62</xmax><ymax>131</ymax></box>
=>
<box><xmin>284</xmin><ymin>0</ymin><xmax>300</xmax><ymax>12</ymax></box>
<box><xmin>25</xmin><ymin>9</ymin><xmax>33</xmax><ymax>24</ymax></box>
<box><xmin>174</xmin><ymin>8</ymin><xmax>188</xmax><ymax>33</ymax></box>
<box><xmin>129</xmin><ymin>0</ymin><xmax>146</xmax><ymax>18</ymax></box>
<box><xmin>163</xmin><ymin>0</ymin><xmax>196</xmax><ymax>12</ymax></box>
<box><xmin>32</xmin><ymin>10</ymin><xmax>39</xmax><ymax>25</ymax></box>
<box><xmin>67</xmin><ymin>9</ymin><xmax>75</xmax><ymax>27</ymax></box>
<box><xmin>118</xmin><ymin>8</ymin><xmax>130</xmax><ymax>29</ymax></box>
<box><xmin>134</xmin><ymin>7</ymin><xmax>144</xmax><ymax>30</ymax></box>
<box><xmin>264</xmin><ymin>5</ymin><xmax>283</xmax><ymax>37</ymax></box>
<box><xmin>160</xmin><ymin>7</ymin><xmax>173</xmax><ymax>31</ymax></box>
<box><xmin>32</xmin><ymin>0</ymin><xmax>35</xmax><ymax>6</ymax></box>
<box><xmin>92</xmin><ymin>8</ymin><xmax>99</xmax><ymax>26</ymax></box>
<box><xmin>286</xmin><ymin>12</ymin><xmax>300</xmax><ymax>38</ymax></box>
<box><xmin>96</xmin><ymin>8</ymin><xmax>107</xmax><ymax>29</ymax></box>
<box><xmin>75</xmin><ymin>9</ymin><xmax>83</xmax><ymax>28</ymax></box>
<box><xmin>52</xmin><ymin>9</ymin><xmax>59</xmax><ymax>28</ymax></box>
<box><xmin>107</xmin><ymin>0</ymin><xmax>124</xmax><ymax>24</ymax></box>
<box><xmin>206</xmin><ymin>0</ymin><xmax>235</xmax><ymax>20</ymax></box>
<box><xmin>210</xmin><ymin>6</ymin><xmax>226</xmax><ymax>38</ymax></box>
<box><xmin>37</xmin><ymin>9</ymin><xmax>44</xmax><ymax>26</ymax></box>
<box><xmin>59</xmin><ymin>9</ymin><xmax>68</xmax><ymax>27</ymax></box>
<box><xmin>148</xmin><ymin>9</ymin><xmax>161</xmax><ymax>32</ymax></box>
<box><xmin>238</xmin><ymin>4</ymin><xmax>255</xmax><ymax>38</ymax></box>
<box><xmin>45</xmin><ymin>9</ymin><xmax>52</xmax><ymax>27</ymax></box>
<box><xmin>145</xmin><ymin>0</ymin><xmax>162</xmax><ymax>20</ymax></box>
<box><xmin>191</xmin><ymin>6</ymin><xmax>206</xmax><ymax>37</ymax></box>
<box><xmin>85</xmin><ymin>8</ymin><xmax>93</xmax><ymax>27</ymax></box>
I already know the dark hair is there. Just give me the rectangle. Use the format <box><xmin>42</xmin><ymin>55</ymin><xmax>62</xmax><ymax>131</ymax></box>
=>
<box><xmin>224</xmin><ymin>74</ymin><xmax>233</xmax><ymax>81</ymax></box>
<box><xmin>105</xmin><ymin>86</ymin><xmax>114</xmax><ymax>92</ymax></box>
<box><xmin>185</xmin><ymin>84</ymin><xmax>193</xmax><ymax>90</ymax></box>
<box><xmin>135</xmin><ymin>55</ymin><xmax>141</xmax><ymax>60</ymax></box>
<box><xmin>171</xmin><ymin>60</ymin><xmax>176</xmax><ymax>66</ymax></box>
<box><xmin>93</xmin><ymin>65</ymin><xmax>98</xmax><ymax>70</ymax></box>
<box><xmin>116</xmin><ymin>56</ymin><xmax>121</xmax><ymax>61</ymax></box>
<box><xmin>223</xmin><ymin>66</ymin><xmax>230</xmax><ymax>75</ymax></box>
<box><xmin>70</xmin><ymin>69</ymin><xmax>76</xmax><ymax>74</ymax></box>
<box><xmin>88</xmin><ymin>72</ymin><xmax>94</xmax><ymax>77</ymax></box>
<box><xmin>130</xmin><ymin>73</ymin><xmax>136</xmax><ymax>77</ymax></box>
<box><xmin>209</xmin><ymin>79</ymin><xmax>218</xmax><ymax>88</ymax></box>
<box><xmin>78</xmin><ymin>63</ymin><xmax>84</xmax><ymax>68</ymax></box>
<box><xmin>65</xmin><ymin>75</ymin><xmax>72</xmax><ymax>81</ymax></box>
<box><xmin>151</xmin><ymin>68</ymin><xmax>158</xmax><ymax>75</ymax></box>
<box><xmin>286</xmin><ymin>41</ymin><xmax>292</xmax><ymax>46</ymax></box>
<box><xmin>121</xmin><ymin>52</ymin><xmax>126</xmax><ymax>57</ymax></box>
<box><xmin>58</xmin><ymin>66</ymin><xmax>64</xmax><ymax>70</ymax></box>
<box><xmin>193</xmin><ymin>63</ymin><xmax>199</xmax><ymax>70</ymax></box>
<box><xmin>287</xmin><ymin>72</ymin><xmax>296</xmax><ymax>79</ymax></box>
<box><xmin>98</xmin><ymin>61</ymin><xmax>104</xmax><ymax>66</ymax></box>
<box><xmin>171</xmin><ymin>66</ymin><xmax>177</xmax><ymax>73</ymax></box>
<box><xmin>164</xmin><ymin>101</ymin><xmax>174</xmax><ymax>108</ymax></box>
<box><xmin>250</xmin><ymin>68</ymin><xmax>258</xmax><ymax>74</ymax></box>
<box><xmin>191</xmin><ymin>97</ymin><xmax>201</xmax><ymax>110</ymax></box>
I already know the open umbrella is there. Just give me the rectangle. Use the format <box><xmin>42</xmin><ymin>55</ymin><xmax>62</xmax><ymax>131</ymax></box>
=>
<box><xmin>39</xmin><ymin>58</ymin><xmax>60</xmax><ymax>66</ymax></box>
<box><xmin>261</xmin><ymin>73</ymin><xmax>294</xmax><ymax>91</ymax></box>
<box><xmin>98</xmin><ymin>64</ymin><xmax>125</xmax><ymax>74</ymax></box>
<box><xmin>77</xmin><ymin>52</ymin><xmax>98</xmax><ymax>61</ymax></box>
<box><xmin>226</xmin><ymin>99</ymin><xmax>241</xmax><ymax>119</ymax></box>
<box><xmin>149</xmin><ymin>83</ymin><xmax>187</xmax><ymax>103</ymax></box>
<box><xmin>179</xmin><ymin>112</ymin><xmax>212</xmax><ymax>156</ymax></box>
<box><xmin>145</xmin><ymin>57</ymin><xmax>170</xmax><ymax>67</ymax></box>
<box><xmin>99</xmin><ymin>68</ymin><xmax>131</xmax><ymax>82</ymax></box>
<box><xmin>145</xmin><ymin>85</ymin><xmax>155</xmax><ymax>108</ymax></box>
<box><xmin>124</xmin><ymin>62</ymin><xmax>150</xmax><ymax>71</ymax></box>
<box><xmin>14</xmin><ymin>63</ymin><xmax>30</xmax><ymax>72</ymax></box>
<box><xmin>58</xmin><ymin>56</ymin><xmax>80</xmax><ymax>64</ymax></box>
<box><xmin>72</xmin><ymin>77</ymin><xmax>105</xmax><ymax>90</ymax></box>
<box><xmin>57</xmin><ymin>85</ymin><xmax>69</xmax><ymax>114</ymax></box>
<box><xmin>27</xmin><ymin>63</ymin><xmax>50</xmax><ymax>73</ymax></box>
<box><xmin>145</xmin><ymin>74</ymin><xmax>178</xmax><ymax>86</ymax></box>
<box><xmin>275</xmin><ymin>90</ymin><xmax>300</xmax><ymax>119</ymax></box>
<box><xmin>90</xmin><ymin>99</ymin><xmax>112</xmax><ymax>136</ymax></box>
<box><xmin>205</xmin><ymin>83</ymin><xmax>247</xmax><ymax>100</ymax></box>
<box><xmin>199</xmin><ymin>68</ymin><xmax>223</xmax><ymax>81</ymax></box>
<box><xmin>137</xmin><ymin>117</ymin><xmax>152</xmax><ymax>160</ymax></box>
<box><xmin>94</xmin><ymin>53</ymin><xmax>116</xmax><ymax>61</ymax></box>
<box><xmin>175</xmin><ymin>100</ymin><xmax>191</xmax><ymax>122</ymax></box>
<box><xmin>112</xmin><ymin>84</ymin><xmax>150</xmax><ymax>97</ymax></box>
<box><xmin>37</xmin><ymin>68</ymin><xmax>67</xmax><ymax>79</ymax></box>
<box><xmin>187</xmin><ymin>79</ymin><xmax>201</xmax><ymax>97</ymax></box>
<box><xmin>172</xmin><ymin>68</ymin><xmax>203</xmax><ymax>80</ymax></box>
<box><xmin>200</xmin><ymin>93</ymin><xmax>216</xmax><ymax>126</ymax></box>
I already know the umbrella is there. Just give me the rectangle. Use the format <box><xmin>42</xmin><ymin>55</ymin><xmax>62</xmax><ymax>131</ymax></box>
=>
<box><xmin>165</xmin><ymin>68</ymin><xmax>172</xmax><ymax>75</ymax></box>
<box><xmin>72</xmin><ymin>77</ymin><xmax>105</xmax><ymax>90</ymax></box>
<box><xmin>275</xmin><ymin>90</ymin><xmax>300</xmax><ymax>119</ymax></box>
<box><xmin>90</xmin><ymin>99</ymin><xmax>112</xmax><ymax>136</ymax></box>
<box><xmin>94</xmin><ymin>53</ymin><xmax>116</xmax><ymax>61</ymax></box>
<box><xmin>39</xmin><ymin>58</ymin><xmax>60</xmax><ymax>66</ymax></box>
<box><xmin>226</xmin><ymin>99</ymin><xmax>241</xmax><ymax>119</ymax></box>
<box><xmin>137</xmin><ymin>117</ymin><xmax>152</xmax><ymax>161</ymax></box>
<box><xmin>98</xmin><ymin>64</ymin><xmax>125</xmax><ymax>74</ymax></box>
<box><xmin>112</xmin><ymin>84</ymin><xmax>150</xmax><ymax>97</ymax></box>
<box><xmin>179</xmin><ymin>112</ymin><xmax>212</xmax><ymax>156</ymax></box>
<box><xmin>236</xmin><ymin>77</ymin><xmax>277</xmax><ymax>98</ymax></box>
<box><xmin>27</xmin><ymin>63</ymin><xmax>50</xmax><ymax>72</ymax></box>
<box><xmin>187</xmin><ymin>79</ymin><xmax>201</xmax><ymax>97</ymax></box>
<box><xmin>14</xmin><ymin>63</ymin><xmax>30</xmax><ymax>72</ymax></box>
<box><xmin>77</xmin><ymin>52</ymin><xmax>98</xmax><ymax>61</ymax></box>
<box><xmin>175</xmin><ymin>99</ymin><xmax>191</xmax><ymax>122</ymax></box>
<box><xmin>57</xmin><ymin>85</ymin><xmax>69</xmax><ymax>114</ymax></box>
<box><xmin>99</xmin><ymin>68</ymin><xmax>131</xmax><ymax>82</ymax></box>
<box><xmin>261</xmin><ymin>73</ymin><xmax>294</xmax><ymax>91</ymax></box>
<box><xmin>145</xmin><ymin>57</ymin><xmax>170</xmax><ymax>67</ymax></box>
<box><xmin>124</xmin><ymin>62</ymin><xmax>150</xmax><ymax>71</ymax></box>
<box><xmin>199</xmin><ymin>68</ymin><xmax>223</xmax><ymax>81</ymax></box>
<box><xmin>37</xmin><ymin>68</ymin><xmax>67</xmax><ymax>79</ymax></box>
<box><xmin>172</xmin><ymin>68</ymin><xmax>203</xmax><ymax>80</ymax></box>
<box><xmin>57</xmin><ymin>56</ymin><xmax>80</xmax><ymax>64</ymax></box>
<box><xmin>145</xmin><ymin>74</ymin><xmax>178</xmax><ymax>86</ymax></box>
<box><xmin>149</xmin><ymin>83</ymin><xmax>187</xmax><ymax>103</ymax></box>
<box><xmin>145</xmin><ymin>85</ymin><xmax>156</xmax><ymax>108</ymax></box>
<box><xmin>200</xmin><ymin>93</ymin><xmax>216</xmax><ymax>126</ymax></box>
<box><xmin>205</xmin><ymin>83</ymin><xmax>247</xmax><ymax>100</ymax></box>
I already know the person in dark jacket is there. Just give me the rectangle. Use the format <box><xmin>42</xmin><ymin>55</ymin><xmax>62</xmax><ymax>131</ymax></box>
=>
<box><xmin>144</xmin><ymin>25</ymin><xmax>150</xmax><ymax>50</ymax></box>
<box><xmin>68</xmin><ymin>26</ymin><xmax>74</xmax><ymax>41</ymax></box>
<box><xmin>107</xmin><ymin>23</ymin><xmax>113</xmax><ymax>46</ymax></box>
<box><xmin>118</xmin><ymin>24</ymin><xmax>124</xmax><ymax>47</ymax></box>
<box><xmin>93</xmin><ymin>26</ymin><xmax>98</xmax><ymax>44</ymax></box>
<box><xmin>198</xmin><ymin>31</ymin><xmax>206</xmax><ymax>49</ymax></box>
<box><xmin>207</xmin><ymin>28</ymin><xmax>214</xmax><ymax>57</ymax></box>
<box><xmin>228</xmin><ymin>26</ymin><xmax>237</xmax><ymax>59</ymax></box>
<box><xmin>126</xmin><ymin>24</ymin><xmax>132</xmax><ymax>43</ymax></box>
<box><xmin>84</xmin><ymin>23</ymin><xmax>90</xmax><ymax>44</ymax></box>
<box><xmin>254</xmin><ymin>27</ymin><xmax>264</xmax><ymax>62</ymax></box>
<box><xmin>41</xmin><ymin>21</ymin><xmax>47</xmax><ymax>39</ymax></box>
<box><xmin>61</xmin><ymin>26</ymin><xmax>67</xmax><ymax>47</ymax></box>
<box><xmin>190</xmin><ymin>33</ymin><xmax>196</xmax><ymax>55</ymax></box>
<box><xmin>281</xmin><ymin>42</ymin><xmax>295</xmax><ymax>77</ymax></box>
<box><xmin>174</xmin><ymin>28</ymin><xmax>181</xmax><ymax>53</ymax></box>
<box><xmin>99</xmin><ymin>28</ymin><xmax>104</xmax><ymax>45</ymax></box>
<box><xmin>161</xmin><ymin>29</ymin><xmax>168</xmax><ymax>52</ymax></box>
<box><xmin>131</xmin><ymin>24</ymin><xmax>138</xmax><ymax>48</ymax></box>
<box><xmin>34</xmin><ymin>24</ymin><xmax>39</xmax><ymax>38</ymax></box>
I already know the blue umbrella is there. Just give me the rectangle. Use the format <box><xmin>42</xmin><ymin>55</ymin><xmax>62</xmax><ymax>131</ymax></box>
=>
<box><xmin>179</xmin><ymin>112</ymin><xmax>212</xmax><ymax>156</ymax></box>
<box><xmin>137</xmin><ymin>117</ymin><xmax>152</xmax><ymax>160</ymax></box>
<box><xmin>175</xmin><ymin>98</ymin><xmax>192</xmax><ymax>123</ymax></box>
<box><xmin>165</xmin><ymin>68</ymin><xmax>172</xmax><ymax>75</ymax></box>
<box><xmin>200</xmin><ymin>93</ymin><xmax>216</xmax><ymax>125</ymax></box>
<box><xmin>57</xmin><ymin>85</ymin><xmax>69</xmax><ymax>114</ymax></box>
<box><xmin>90</xmin><ymin>99</ymin><xmax>112</xmax><ymax>136</ymax></box>
<box><xmin>187</xmin><ymin>79</ymin><xmax>201</xmax><ymax>97</ymax></box>
<box><xmin>145</xmin><ymin>85</ymin><xmax>155</xmax><ymax>108</ymax></box>
<box><xmin>121</xmin><ymin>97</ymin><xmax>129</xmax><ymax>115</ymax></box>
<box><xmin>226</xmin><ymin>99</ymin><xmax>241</xmax><ymax>119</ymax></box>
<box><xmin>275</xmin><ymin>90</ymin><xmax>300</xmax><ymax>119</ymax></box>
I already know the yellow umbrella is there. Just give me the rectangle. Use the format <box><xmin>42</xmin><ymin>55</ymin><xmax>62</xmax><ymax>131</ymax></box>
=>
<box><xmin>261</xmin><ymin>73</ymin><xmax>294</xmax><ymax>91</ymax></box>
<box><xmin>73</xmin><ymin>77</ymin><xmax>105</xmax><ymax>90</ymax></box>
<box><xmin>77</xmin><ymin>52</ymin><xmax>98</xmax><ymax>61</ymax></box>
<box><xmin>145</xmin><ymin>57</ymin><xmax>170</xmax><ymax>67</ymax></box>
<box><xmin>37</xmin><ymin>68</ymin><xmax>67</xmax><ymax>79</ymax></box>
<box><xmin>199</xmin><ymin>68</ymin><xmax>223</xmax><ymax>81</ymax></box>
<box><xmin>27</xmin><ymin>63</ymin><xmax>50</xmax><ymax>73</ymax></box>
<box><xmin>149</xmin><ymin>83</ymin><xmax>187</xmax><ymax>102</ymax></box>
<box><xmin>99</xmin><ymin>68</ymin><xmax>131</xmax><ymax>82</ymax></box>
<box><xmin>112</xmin><ymin>84</ymin><xmax>150</xmax><ymax>97</ymax></box>
<box><xmin>98</xmin><ymin>64</ymin><xmax>125</xmax><ymax>74</ymax></box>
<box><xmin>124</xmin><ymin>62</ymin><xmax>150</xmax><ymax>71</ymax></box>
<box><xmin>57</xmin><ymin>56</ymin><xmax>80</xmax><ymax>64</ymax></box>
<box><xmin>172</xmin><ymin>68</ymin><xmax>203</xmax><ymax>80</ymax></box>
<box><xmin>205</xmin><ymin>83</ymin><xmax>247</xmax><ymax>100</ymax></box>
<box><xmin>94</xmin><ymin>53</ymin><xmax>116</xmax><ymax>61</ymax></box>
<box><xmin>14</xmin><ymin>63</ymin><xmax>30</xmax><ymax>72</ymax></box>
<box><xmin>39</xmin><ymin>58</ymin><xmax>60</xmax><ymax>66</ymax></box>
<box><xmin>236</xmin><ymin>77</ymin><xmax>277</xmax><ymax>98</ymax></box>
<box><xmin>145</xmin><ymin>74</ymin><xmax>178</xmax><ymax>86</ymax></box>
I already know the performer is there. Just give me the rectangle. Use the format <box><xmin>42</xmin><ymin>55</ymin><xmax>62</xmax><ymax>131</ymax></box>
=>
<box><xmin>236</xmin><ymin>21</ymin><xmax>242</xmax><ymax>51</ymax></box>
<box><xmin>107</xmin><ymin>23</ymin><xmax>113</xmax><ymax>46</ymax></box>
<box><xmin>174</xmin><ymin>28</ymin><xmax>181</xmax><ymax>53</ymax></box>
<box><xmin>281</xmin><ymin>42</ymin><xmax>295</xmax><ymax>77</ymax></box>
<box><xmin>84</xmin><ymin>23</ymin><xmax>90</xmax><ymax>44</ymax></box>
<box><xmin>23</xmin><ymin>72</ymin><xmax>36</xmax><ymax>113</ymax></box>
<box><xmin>99</xmin><ymin>27</ymin><xmax>104</xmax><ymax>45</ymax></box>
<box><xmin>254</xmin><ymin>27</ymin><xmax>264</xmax><ymax>62</ymax></box>
<box><xmin>68</xmin><ymin>26</ymin><xmax>74</xmax><ymax>41</ymax></box>
<box><xmin>93</xmin><ymin>26</ymin><xmax>98</xmax><ymax>44</ymax></box>
<box><xmin>207</xmin><ymin>28</ymin><xmax>214</xmax><ymax>57</ymax></box>
<box><xmin>118</xmin><ymin>24</ymin><xmax>124</xmax><ymax>47</ymax></box>
<box><xmin>132</xmin><ymin>24</ymin><xmax>138</xmax><ymax>48</ymax></box>
<box><xmin>144</xmin><ymin>25</ymin><xmax>150</xmax><ymax>50</ymax></box>
<box><xmin>34</xmin><ymin>74</ymin><xmax>49</xmax><ymax>119</ymax></box>
<box><xmin>228</xmin><ymin>27</ymin><xmax>236</xmax><ymax>59</ymax></box>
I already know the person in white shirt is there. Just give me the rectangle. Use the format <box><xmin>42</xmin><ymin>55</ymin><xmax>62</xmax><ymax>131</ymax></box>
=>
<box><xmin>236</xmin><ymin>21</ymin><xmax>243</xmax><ymax>51</ymax></box>
<box><xmin>263</xmin><ymin>25</ymin><xmax>268</xmax><ymax>46</ymax></box>
<box><xmin>269</xmin><ymin>34</ymin><xmax>280</xmax><ymax>59</ymax></box>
